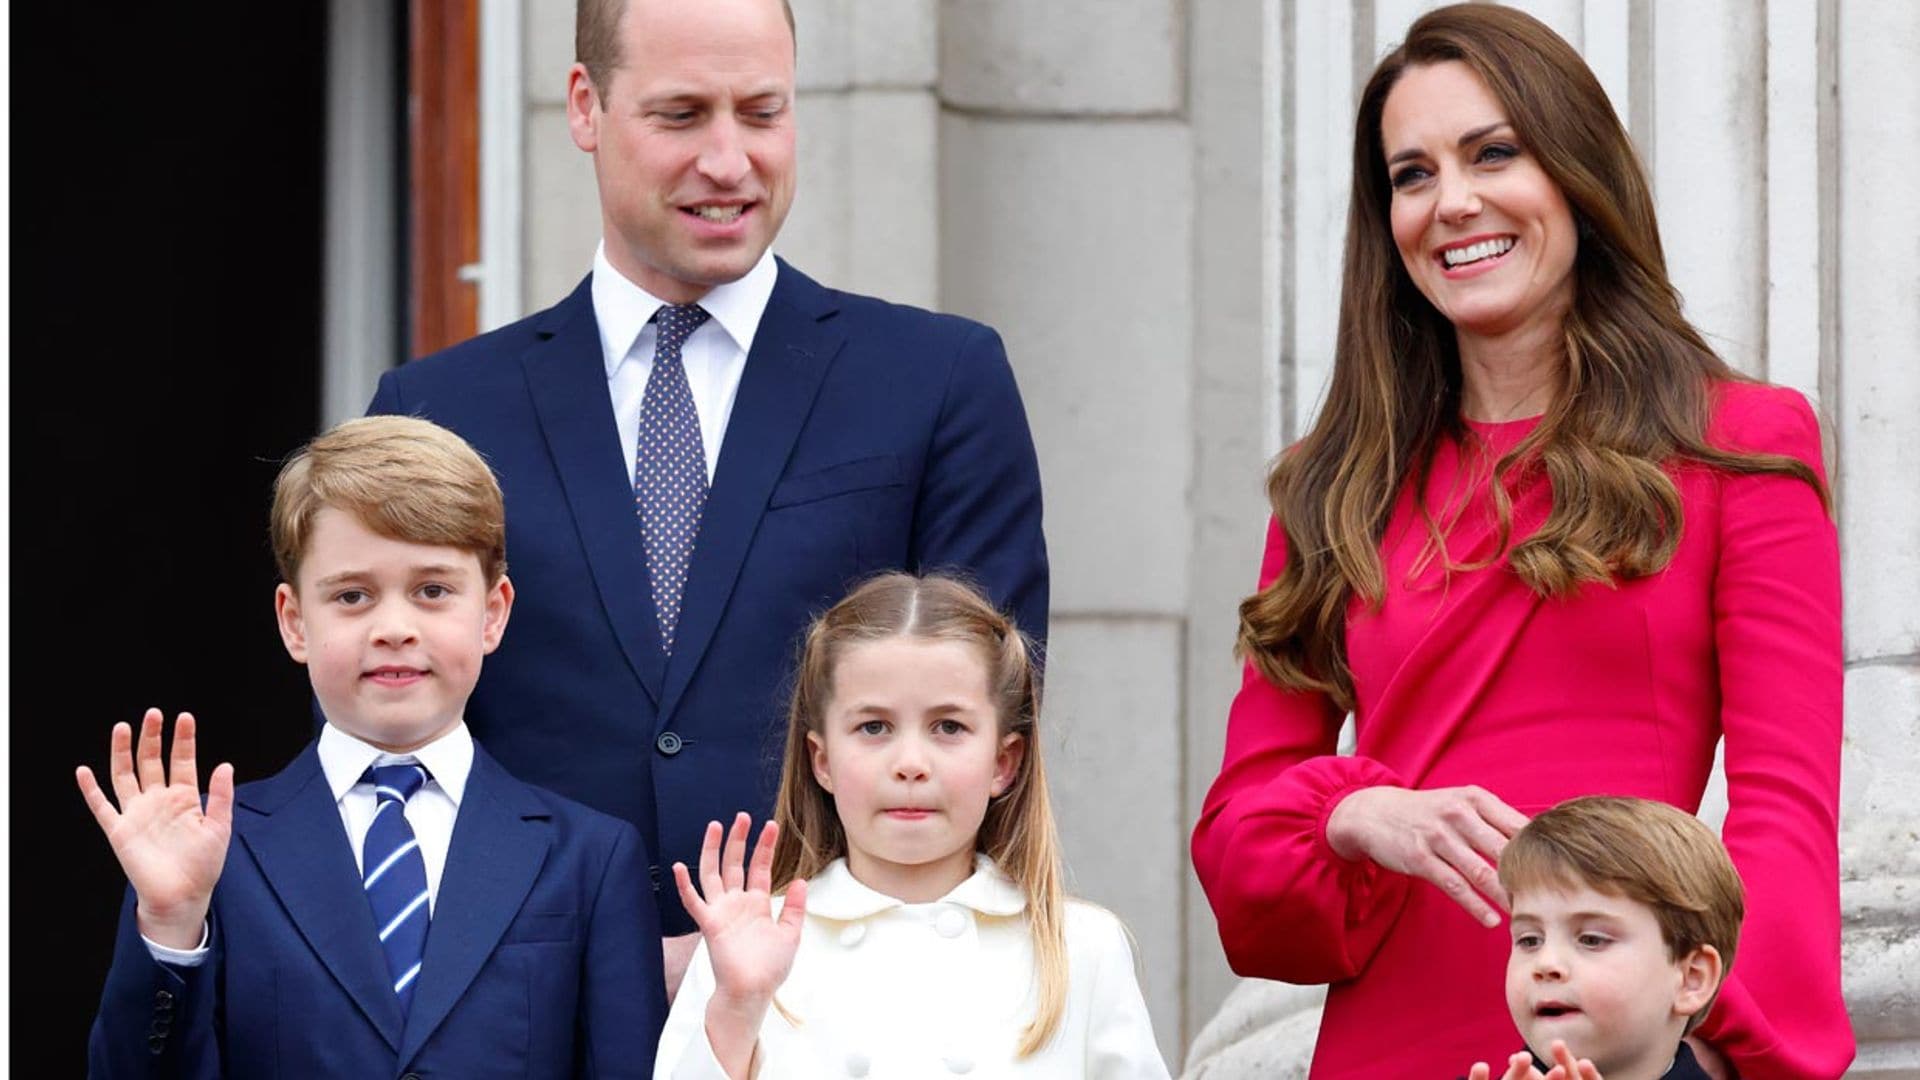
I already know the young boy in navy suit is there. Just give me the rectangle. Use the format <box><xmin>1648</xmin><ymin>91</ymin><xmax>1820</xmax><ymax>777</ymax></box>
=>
<box><xmin>1468</xmin><ymin>797</ymin><xmax>1744</xmax><ymax>1080</ymax></box>
<box><xmin>79</xmin><ymin>415</ymin><xmax>667</xmax><ymax>1077</ymax></box>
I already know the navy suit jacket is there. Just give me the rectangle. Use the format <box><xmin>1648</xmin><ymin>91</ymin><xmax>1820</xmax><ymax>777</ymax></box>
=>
<box><xmin>88</xmin><ymin>741</ymin><xmax>666</xmax><ymax>1078</ymax></box>
<box><xmin>367</xmin><ymin>259</ymin><xmax>1048</xmax><ymax>932</ymax></box>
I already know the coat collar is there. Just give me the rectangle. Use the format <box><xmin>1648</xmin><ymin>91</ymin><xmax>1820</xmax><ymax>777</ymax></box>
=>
<box><xmin>802</xmin><ymin>855</ymin><xmax>1027</xmax><ymax>921</ymax></box>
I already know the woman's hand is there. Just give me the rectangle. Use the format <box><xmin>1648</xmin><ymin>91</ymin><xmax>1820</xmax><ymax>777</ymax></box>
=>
<box><xmin>76</xmin><ymin>709</ymin><xmax>234</xmax><ymax>950</ymax></box>
<box><xmin>1325</xmin><ymin>784</ymin><xmax>1528</xmax><ymax>926</ymax></box>
<box><xmin>673</xmin><ymin>813</ymin><xmax>807</xmax><ymax>1080</ymax></box>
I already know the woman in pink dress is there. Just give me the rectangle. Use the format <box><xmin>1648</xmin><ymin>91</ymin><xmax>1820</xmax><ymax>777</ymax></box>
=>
<box><xmin>1191</xmin><ymin>6</ymin><xmax>1852</xmax><ymax>1077</ymax></box>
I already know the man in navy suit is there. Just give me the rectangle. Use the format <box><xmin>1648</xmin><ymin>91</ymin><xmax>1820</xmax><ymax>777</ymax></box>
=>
<box><xmin>80</xmin><ymin>417</ymin><xmax>664</xmax><ymax>1076</ymax></box>
<box><xmin>368</xmin><ymin>0</ymin><xmax>1048</xmax><ymax>993</ymax></box>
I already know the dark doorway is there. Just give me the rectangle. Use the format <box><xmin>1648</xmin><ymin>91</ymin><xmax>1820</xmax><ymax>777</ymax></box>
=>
<box><xmin>10</xmin><ymin>3</ymin><xmax>335</xmax><ymax>1064</ymax></box>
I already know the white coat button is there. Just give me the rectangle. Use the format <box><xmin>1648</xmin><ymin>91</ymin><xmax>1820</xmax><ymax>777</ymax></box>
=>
<box><xmin>944</xmin><ymin>1054</ymin><xmax>974</xmax><ymax>1073</ymax></box>
<box><xmin>845</xmin><ymin>1051</ymin><xmax>871</xmax><ymax>1076</ymax></box>
<box><xmin>934</xmin><ymin>908</ymin><xmax>968</xmax><ymax>938</ymax></box>
<box><xmin>839</xmin><ymin>922</ymin><xmax>866</xmax><ymax>947</ymax></box>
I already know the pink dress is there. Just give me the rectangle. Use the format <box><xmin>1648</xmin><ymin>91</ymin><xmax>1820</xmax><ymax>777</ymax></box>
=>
<box><xmin>1192</xmin><ymin>381</ymin><xmax>1852</xmax><ymax>1078</ymax></box>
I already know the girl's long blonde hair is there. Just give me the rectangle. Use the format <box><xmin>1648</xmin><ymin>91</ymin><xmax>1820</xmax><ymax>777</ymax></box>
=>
<box><xmin>770</xmin><ymin>572</ymin><xmax>1068</xmax><ymax>1057</ymax></box>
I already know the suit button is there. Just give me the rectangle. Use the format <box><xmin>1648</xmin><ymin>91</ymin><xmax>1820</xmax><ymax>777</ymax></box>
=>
<box><xmin>838</xmin><ymin>923</ymin><xmax>866</xmax><ymax>947</ymax></box>
<box><xmin>148</xmin><ymin>1034</ymin><xmax>167</xmax><ymax>1055</ymax></box>
<box><xmin>844</xmin><ymin>1051</ymin><xmax>871</xmax><ymax>1076</ymax></box>
<box><xmin>934</xmin><ymin>908</ymin><xmax>968</xmax><ymax>938</ymax></box>
<box><xmin>655</xmin><ymin>731</ymin><xmax>684</xmax><ymax>756</ymax></box>
<box><xmin>400</xmin><ymin>1074</ymin><xmax>423</xmax><ymax>1080</ymax></box>
<box><xmin>155</xmin><ymin>990</ymin><xmax>174</xmax><ymax>1006</ymax></box>
<box><xmin>944</xmin><ymin>1053</ymin><xmax>974</xmax><ymax>1073</ymax></box>
<box><xmin>150</xmin><ymin>1019</ymin><xmax>171</xmax><ymax>1037</ymax></box>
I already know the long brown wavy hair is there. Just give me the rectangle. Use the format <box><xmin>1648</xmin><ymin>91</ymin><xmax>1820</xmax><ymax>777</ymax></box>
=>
<box><xmin>1239</xmin><ymin>3</ymin><xmax>1826</xmax><ymax>711</ymax></box>
<box><xmin>769</xmin><ymin>572</ymin><xmax>1070</xmax><ymax>1056</ymax></box>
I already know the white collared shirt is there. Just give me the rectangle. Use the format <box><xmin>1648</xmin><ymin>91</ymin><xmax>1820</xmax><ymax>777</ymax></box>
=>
<box><xmin>658</xmin><ymin>856</ymin><xmax>1173</xmax><ymax>1079</ymax></box>
<box><xmin>316</xmin><ymin>720</ymin><xmax>473</xmax><ymax>915</ymax></box>
<box><xmin>592</xmin><ymin>244</ymin><xmax>779</xmax><ymax>485</ymax></box>
<box><xmin>143</xmin><ymin>723</ymin><xmax>474</xmax><ymax>966</ymax></box>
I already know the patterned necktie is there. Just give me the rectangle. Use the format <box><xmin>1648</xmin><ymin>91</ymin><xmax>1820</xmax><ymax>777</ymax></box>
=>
<box><xmin>360</xmin><ymin>763</ymin><xmax>432</xmax><ymax>1014</ymax></box>
<box><xmin>635</xmin><ymin>303</ymin><xmax>712</xmax><ymax>653</ymax></box>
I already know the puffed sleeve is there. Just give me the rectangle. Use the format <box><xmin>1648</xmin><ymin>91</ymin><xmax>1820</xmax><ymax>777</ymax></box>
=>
<box><xmin>654</xmin><ymin>929</ymin><xmax>824</xmax><ymax>1080</ymax></box>
<box><xmin>1078</xmin><ymin>909</ymin><xmax>1174</xmax><ymax>1079</ymax></box>
<box><xmin>654</xmin><ymin>936</ymin><xmax>730</xmax><ymax>1080</ymax></box>
<box><xmin>1190</xmin><ymin>517</ymin><xmax>1413</xmax><ymax>984</ymax></box>
<box><xmin>1691</xmin><ymin>385</ymin><xmax>1854</xmax><ymax>1078</ymax></box>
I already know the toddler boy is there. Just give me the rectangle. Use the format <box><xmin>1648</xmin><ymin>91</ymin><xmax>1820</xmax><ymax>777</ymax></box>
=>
<box><xmin>79</xmin><ymin>415</ymin><xmax>666</xmax><ymax>1077</ymax></box>
<box><xmin>1470</xmin><ymin>796</ymin><xmax>1743</xmax><ymax>1080</ymax></box>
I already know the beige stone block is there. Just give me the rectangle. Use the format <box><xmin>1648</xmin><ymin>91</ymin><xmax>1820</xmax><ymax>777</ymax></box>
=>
<box><xmin>1043</xmin><ymin>615</ymin><xmax>1187</xmax><ymax>1071</ymax></box>
<box><xmin>938</xmin><ymin>0</ymin><xmax>1181</xmax><ymax>114</ymax></box>
<box><xmin>845</xmin><ymin>91</ymin><xmax>938</xmax><ymax>310</ymax></box>
<box><xmin>776</xmin><ymin>91</ymin><xmax>851</xmax><ymax>288</ymax></box>
<box><xmin>523</xmin><ymin>105</ymin><xmax>603</xmax><ymax>310</ymax></box>
<box><xmin>792</xmin><ymin>0</ymin><xmax>851</xmax><ymax>91</ymax></box>
<box><xmin>852</xmin><ymin>0</ymin><xmax>936</xmax><ymax>86</ymax></box>
<box><xmin>1837</xmin><ymin>0</ymin><xmax>1920</xmax><ymax>665</ymax></box>
<box><xmin>940</xmin><ymin>113</ymin><xmax>1194</xmax><ymax>616</ymax></box>
<box><xmin>525</xmin><ymin>0</ymin><xmax>575</xmax><ymax>106</ymax></box>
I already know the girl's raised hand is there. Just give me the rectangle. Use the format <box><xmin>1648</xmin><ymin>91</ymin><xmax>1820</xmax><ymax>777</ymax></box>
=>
<box><xmin>673</xmin><ymin>813</ymin><xmax>808</xmax><ymax>1005</ymax></box>
<box><xmin>75</xmin><ymin>709</ymin><xmax>235</xmax><ymax>951</ymax></box>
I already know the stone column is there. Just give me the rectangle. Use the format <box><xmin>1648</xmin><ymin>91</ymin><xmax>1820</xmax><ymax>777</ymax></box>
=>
<box><xmin>937</xmin><ymin>0</ymin><xmax>1192</xmax><ymax>1065</ymax></box>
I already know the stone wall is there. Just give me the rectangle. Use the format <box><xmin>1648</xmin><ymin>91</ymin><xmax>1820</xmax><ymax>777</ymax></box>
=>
<box><xmin>506</xmin><ymin>0</ymin><xmax>1919</xmax><ymax>1072</ymax></box>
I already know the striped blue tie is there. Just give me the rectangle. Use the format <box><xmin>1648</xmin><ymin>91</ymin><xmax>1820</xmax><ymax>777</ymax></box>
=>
<box><xmin>635</xmin><ymin>303</ymin><xmax>712</xmax><ymax>653</ymax></box>
<box><xmin>360</xmin><ymin>763</ymin><xmax>432</xmax><ymax>1013</ymax></box>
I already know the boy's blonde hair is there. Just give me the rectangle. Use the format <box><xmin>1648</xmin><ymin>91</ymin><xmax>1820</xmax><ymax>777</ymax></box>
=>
<box><xmin>770</xmin><ymin>572</ymin><xmax>1067</xmax><ymax>1057</ymax></box>
<box><xmin>271</xmin><ymin>415</ymin><xmax>508</xmax><ymax>586</ymax></box>
<box><xmin>1500</xmin><ymin>796</ymin><xmax>1744</xmax><ymax>1029</ymax></box>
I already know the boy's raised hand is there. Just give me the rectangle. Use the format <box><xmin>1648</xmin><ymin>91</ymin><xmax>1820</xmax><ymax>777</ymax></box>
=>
<box><xmin>76</xmin><ymin>709</ymin><xmax>234</xmax><ymax>951</ymax></box>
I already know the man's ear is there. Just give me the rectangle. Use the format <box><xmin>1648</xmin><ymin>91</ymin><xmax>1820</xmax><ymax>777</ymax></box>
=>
<box><xmin>274</xmin><ymin>583</ymin><xmax>308</xmax><ymax>663</ymax></box>
<box><xmin>482</xmin><ymin>576</ymin><xmax>514</xmax><ymax>653</ymax></box>
<box><xmin>566</xmin><ymin>63</ymin><xmax>602</xmax><ymax>153</ymax></box>
<box><xmin>1672</xmin><ymin>943</ymin><xmax>1724</xmax><ymax>1020</ymax></box>
<box><xmin>807</xmin><ymin>731</ymin><xmax>832</xmax><ymax>793</ymax></box>
<box><xmin>991</xmin><ymin>732</ymin><xmax>1026</xmax><ymax>798</ymax></box>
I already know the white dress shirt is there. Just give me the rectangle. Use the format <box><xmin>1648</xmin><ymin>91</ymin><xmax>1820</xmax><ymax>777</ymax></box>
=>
<box><xmin>593</xmin><ymin>243</ymin><xmax>779</xmax><ymax>486</ymax></box>
<box><xmin>144</xmin><ymin>722</ymin><xmax>475</xmax><ymax>966</ymax></box>
<box><xmin>657</xmin><ymin>856</ymin><xmax>1173</xmax><ymax>1080</ymax></box>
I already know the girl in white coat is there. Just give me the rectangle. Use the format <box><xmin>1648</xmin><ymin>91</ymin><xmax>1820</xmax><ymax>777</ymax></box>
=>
<box><xmin>654</xmin><ymin>572</ymin><xmax>1172</xmax><ymax>1079</ymax></box>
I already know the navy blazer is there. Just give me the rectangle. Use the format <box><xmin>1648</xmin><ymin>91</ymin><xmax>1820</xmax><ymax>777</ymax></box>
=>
<box><xmin>87</xmin><ymin>741</ymin><xmax>666</xmax><ymax>1078</ymax></box>
<box><xmin>368</xmin><ymin>259</ymin><xmax>1049</xmax><ymax>933</ymax></box>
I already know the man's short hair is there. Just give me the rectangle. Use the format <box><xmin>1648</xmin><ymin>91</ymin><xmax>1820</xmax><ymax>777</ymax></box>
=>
<box><xmin>576</xmin><ymin>0</ymin><xmax>797</xmax><ymax>97</ymax></box>
<box><xmin>271</xmin><ymin>415</ymin><xmax>508</xmax><ymax>587</ymax></box>
<box><xmin>1500</xmin><ymin>796</ymin><xmax>1744</xmax><ymax>1027</ymax></box>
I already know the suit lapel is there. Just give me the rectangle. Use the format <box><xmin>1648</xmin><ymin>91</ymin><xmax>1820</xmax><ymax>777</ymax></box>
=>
<box><xmin>658</xmin><ymin>262</ymin><xmax>845</xmax><ymax>723</ymax></box>
<box><xmin>522</xmin><ymin>278</ymin><xmax>668</xmax><ymax>705</ymax></box>
<box><xmin>237</xmin><ymin>745</ymin><xmax>404</xmax><ymax>1051</ymax></box>
<box><xmin>398</xmin><ymin>746</ymin><xmax>553</xmax><ymax>1063</ymax></box>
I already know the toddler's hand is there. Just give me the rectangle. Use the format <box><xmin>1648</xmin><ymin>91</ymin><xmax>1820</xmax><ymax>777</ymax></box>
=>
<box><xmin>76</xmin><ymin>709</ymin><xmax>234</xmax><ymax>950</ymax></box>
<box><xmin>1469</xmin><ymin>1051</ymin><xmax>1547</xmax><ymax>1080</ymax></box>
<box><xmin>1543</xmin><ymin>1039</ymin><xmax>1603</xmax><ymax>1080</ymax></box>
